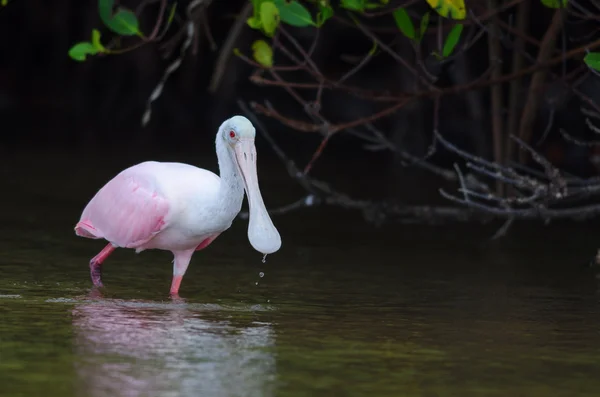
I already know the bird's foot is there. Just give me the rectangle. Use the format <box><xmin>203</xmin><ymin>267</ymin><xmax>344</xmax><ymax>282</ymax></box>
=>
<box><xmin>89</xmin><ymin>259</ymin><xmax>104</xmax><ymax>288</ymax></box>
<box><xmin>88</xmin><ymin>287</ymin><xmax>104</xmax><ymax>299</ymax></box>
<box><xmin>170</xmin><ymin>292</ymin><xmax>186</xmax><ymax>304</ymax></box>
<box><xmin>88</xmin><ymin>243</ymin><xmax>115</xmax><ymax>288</ymax></box>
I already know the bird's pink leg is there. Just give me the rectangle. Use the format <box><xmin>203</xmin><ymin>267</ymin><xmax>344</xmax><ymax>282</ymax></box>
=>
<box><xmin>169</xmin><ymin>235</ymin><xmax>221</xmax><ymax>296</ymax></box>
<box><xmin>89</xmin><ymin>243</ymin><xmax>116</xmax><ymax>288</ymax></box>
<box><xmin>170</xmin><ymin>249</ymin><xmax>195</xmax><ymax>296</ymax></box>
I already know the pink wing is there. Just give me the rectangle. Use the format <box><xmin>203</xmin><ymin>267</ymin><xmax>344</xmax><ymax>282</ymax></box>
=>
<box><xmin>74</xmin><ymin>169</ymin><xmax>170</xmax><ymax>249</ymax></box>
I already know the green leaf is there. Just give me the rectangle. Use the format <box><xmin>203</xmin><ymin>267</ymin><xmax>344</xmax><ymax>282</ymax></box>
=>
<box><xmin>260</xmin><ymin>1</ymin><xmax>280</xmax><ymax>36</ymax></box>
<box><xmin>340</xmin><ymin>0</ymin><xmax>365</xmax><ymax>11</ymax></box>
<box><xmin>392</xmin><ymin>8</ymin><xmax>415</xmax><ymax>40</ymax></box>
<box><xmin>250</xmin><ymin>0</ymin><xmax>267</xmax><ymax>20</ymax></box>
<box><xmin>442</xmin><ymin>23</ymin><xmax>463</xmax><ymax>57</ymax></box>
<box><xmin>426</xmin><ymin>0</ymin><xmax>466</xmax><ymax>20</ymax></box>
<box><xmin>247</xmin><ymin>16</ymin><xmax>262</xmax><ymax>29</ymax></box>
<box><xmin>108</xmin><ymin>9</ymin><xmax>140</xmax><ymax>36</ymax></box>
<box><xmin>317</xmin><ymin>4</ymin><xmax>334</xmax><ymax>27</ymax></box>
<box><xmin>98</xmin><ymin>0</ymin><xmax>140</xmax><ymax>36</ymax></box>
<box><xmin>540</xmin><ymin>0</ymin><xmax>568</xmax><ymax>8</ymax></box>
<box><xmin>98</xmin><ymin>0</ymin><xmax>114</xmax><ymax>26</ymax></box>
<box><xmin>68</xmin><ymin>42</ymin><xmax>99</xmax><ymax>62</ymax></box>
<box><xmin>273</xmin><ymin>0</ymin><xmax>315</xmax><ymax>27</ymax></box>
<box><xmin>584</xmin><ymin>52</ymin><xmax>600</xmax><ymax>72</ymax></box>
<box><xmin>419</xmin><ymin>11</ymin><xmax>430</xmax><ymax>41</ymax></box>
<box><xmin>252</xmin><ymin>40</ymin><xmax>273</xmax><ymax>67</ymax></box>
<box><xmin>91</xmin><ymin>29</ymin><xmax>105</xmax><ymax>52</ymax></box>
<box><xmin>365</xmin><ymin>2</ymin><xmax>383</xmax><ymax>9</ymax></box>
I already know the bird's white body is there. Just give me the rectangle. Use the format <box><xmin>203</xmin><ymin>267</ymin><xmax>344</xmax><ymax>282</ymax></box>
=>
<box><xmin>74</xmin><ymin>115</ymin><xmax>281</xmax><ymax>295</ymax></box>
<box><xmin>117</xmin><ymin>160</ymin><xmax>242</xmax><ymax>253</ymax></box>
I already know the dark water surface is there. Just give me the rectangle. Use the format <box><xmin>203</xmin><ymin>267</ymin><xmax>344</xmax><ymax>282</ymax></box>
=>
<box><xmin>2</xmin><ymin>150</ymin><xmax>600</xmax><ymax>397</ymax></box>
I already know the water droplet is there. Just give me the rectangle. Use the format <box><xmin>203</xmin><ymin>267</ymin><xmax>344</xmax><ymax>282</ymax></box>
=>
<box><xmin>259</xmin><ymin>272</ymin><xmax>264</xmax><ymax>278</ymax></box>
<box><xmin>305</xmin><ymin>194</ymin><xmax>315</xmax><ymax>206</ymax></box>
<box><xmin>262</xmin><ymin>254</ymin><xmax>267</xmax><ymax>263</ymax></box>
<box><xmin>255</xmin><ymin>282</ymin><xmax>259</xmax><ymax>286</ymax></box>
<box><xmin>267</xmin><ymin>299</ymin><xmax>270</xmax><ymax>303</ymax></box>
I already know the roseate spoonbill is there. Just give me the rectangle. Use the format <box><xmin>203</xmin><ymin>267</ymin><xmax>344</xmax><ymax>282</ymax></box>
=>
<box><xmin>74</xmin><ymin>115</ymin><xmax>281</xmax><ymax>295</ymax></box>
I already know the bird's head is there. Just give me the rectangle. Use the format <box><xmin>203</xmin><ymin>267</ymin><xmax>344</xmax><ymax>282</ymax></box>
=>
<box><xmin>219</xmin><ymin>115</ymin><xmax>281</xmax><ymax>255</ymax></box>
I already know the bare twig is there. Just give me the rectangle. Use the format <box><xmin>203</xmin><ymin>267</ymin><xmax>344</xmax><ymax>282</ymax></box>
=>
<box><xmin>141</xmin><ymin>0</ymin><xmax>212</xmax><ymax>126</ymax></box>
<box><xmin>517</xmin><ymin>8</ymin><xmax>567</xmax><ymax>162</ymax></box>
<box><xmin>487</xmin><ymin>0</ymin><xmax>505</xmax><ymax>195</ymax></box>
<box><xmin>208</xmin><ymin>2</ymin><xmax>252</xmax><ymax>93</ymax></box>
<box><xmin>238</xmin><ymin>99</ymin><xmax>482</xmax><ymax>224</ymax></box>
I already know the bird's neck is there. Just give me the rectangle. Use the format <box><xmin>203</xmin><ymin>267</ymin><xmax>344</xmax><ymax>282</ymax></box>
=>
<box><xmin>215</xmin><ymin>133</ymin><xmax>245</xmax><ymax>203</ymax></box>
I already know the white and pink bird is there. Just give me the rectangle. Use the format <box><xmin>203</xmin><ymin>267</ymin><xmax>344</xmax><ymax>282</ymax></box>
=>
<box><xmin>74</xmin><ymin>115</ymin><xmax>281</xmax><ymax>295</ymax></box>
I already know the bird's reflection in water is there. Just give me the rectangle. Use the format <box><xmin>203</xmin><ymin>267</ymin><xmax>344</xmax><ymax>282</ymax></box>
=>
<box><xmin>71</xmin><ymin>292</ymin><xmax>276</xmax><ymax>397</ymax></box>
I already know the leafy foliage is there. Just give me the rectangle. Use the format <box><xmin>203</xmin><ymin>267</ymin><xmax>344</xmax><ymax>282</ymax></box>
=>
<box><xmin>246</xmin><ymin>0</ymin><xmax>316</xmax><ymax>66</ymax></box>
<box><xmin>91</xmin><ymin>29</ymin><xmax>105</xmax><ymax>52</ymax></box>
<box><xmin>340</xmin><ymin>0</ymin><xmax>388</xmax><ymax>11</ymax></box>
<box><xmin>245</xmin><ymin>0</ymin><xmax>391</xmax><ymax>65</ymax></box>
<box><xmin>584</xmin><ymin>52</ymin><xmax>600</xmax><ymax>72</ymax></box>
<box><xmin>426</xmin><ymin>0</ymin><xmax>466</xmax><ymax>20</ymax></box>
<box><xmin>98</xmin><ymin>0</ymin><xmax>141</xmax><ymax>36</ymax></box>
<box><xmin>317</xmin><ymin>3</ymin><xmax>334</xmax><ymax>26</ymax></box>
<box><xmin>442</xmin><ymin>23</ymin><xmax>463</xmax><ymax>57</ymax></box>
<box><xmin>252</xmin><ymin>40</ymin><xmax>274</xmax><ymax>67</ymax></box>
<box><xmin>68</xmin><ymin>42</ymin><xmax>99</xmax><ymax>62</ymax></box>
<box><xmin>540</xmin><ymin>0</ymin><xmax>568</xmax><ymax>8</ymax></box>
<box><xmin>68</xmin><ymin>29</ymin><xmax>106</xmax><ymax>62</ymax></box>
<box><xmin>247</xmin><ymin>0</ymin><xmax>316</xmax><ymax>35</ymax></box>
<box><xmin>69</xmin><ymin>0</ymin><xmax>179</xmax><ymax>62</ymax></box>
<box><xmin>275</xmin><ymin>0</ymin><xmax>315</xmax><ymax>26</ymax></box>
<box><xmin>66</xmin><ymin>0</ymin><xmax>591</xmax><ymax>107</ymax></box>
<box><xmin>259</xmin><ymin>1</ymin><xmax>280</xmax><ymax>36</ymax></box>
<box><xmin>393</xmin><ymin>8</ymin><xmax>415</xmax><ymax>40</ymax></box>
<box><xmin>392</xmin><ymin>8</ymin><xmax>431</xmax><ymax>43</ymax></box>
<box><xmin>390</xmin><ymin>5</ymin><xmax>460</xmax><ymax>57</ymax></box>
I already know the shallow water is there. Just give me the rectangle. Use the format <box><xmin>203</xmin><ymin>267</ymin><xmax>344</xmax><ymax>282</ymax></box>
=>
<box><xmin>2</xmin><ymin>150</ymin><xmax>600</xmax><ymax>397</ymax></box>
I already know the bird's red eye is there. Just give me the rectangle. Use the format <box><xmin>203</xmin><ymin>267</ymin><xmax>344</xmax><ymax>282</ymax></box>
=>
<box><xmin>229</xmin><ymin>131</ymin><xmax>236</xmax><ymax>138</ymax></box>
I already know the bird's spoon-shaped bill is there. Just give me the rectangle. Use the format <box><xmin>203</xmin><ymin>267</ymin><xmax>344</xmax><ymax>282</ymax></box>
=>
<box><xmin>234</xmin><ymin>139</ymin><xmax>281</xmax><ymax>255</ymax></box>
